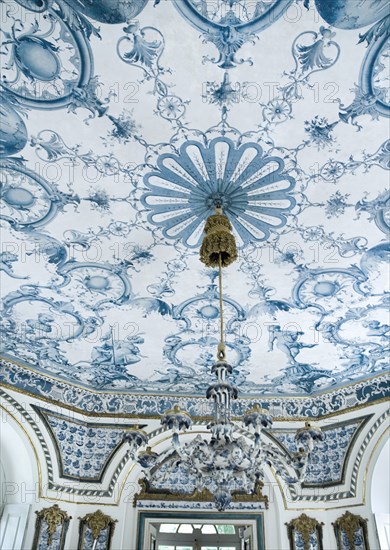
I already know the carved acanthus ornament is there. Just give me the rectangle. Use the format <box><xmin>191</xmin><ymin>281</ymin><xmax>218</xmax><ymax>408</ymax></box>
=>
<box><xmin>287</xmin><ymin>513</ymin><xmax>323</xmax><ymax>550</ymax></box>
<box><xmin>79</xmin><ymin>509</ymin><xmax>117</xmax><ymax>542</ymax></box>
<box><xmin>35</xmin><ymin>504</ymin><xmax>71</xmax><ymax>545</ymax></box>
<box><xmin>333</xmin><ymin>511</ymin><xmax>369</xmax><ymax>550</ymax></box>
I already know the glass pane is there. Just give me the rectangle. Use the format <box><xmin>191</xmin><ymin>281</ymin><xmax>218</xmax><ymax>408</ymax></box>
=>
<box><xmin>201</xmin><ymin>525</ymin><xmax>216</xmax><ymax>534</ymax></box>
<box><xmin>219</xmin><ymin>547</ymin><xmax>237</xmax><ymax>550</ymax></box>
<box><xmin>216</xmin><ymin>525</ymin><xmax>236</xmax><ymax>535</ymax></box>
<box><xmin>178</xmin><ymin>524</ymin><xmax>193</xmax><ymax>533</ymax></box>
<box><xmin>201</xmin><ymin>547</ymin><xmax>218</xmax><ymax>550</ymax></box>
<box><xmin>158</xmin><ymin>546</ymin><xmax>175</xmax><ymax>550</ymax></box>
<box><xmin>159</xmin><ymin>524</ymin><xmax>179</xmax><ymax>533</ymax></box>
<box><xmin>176</xmin><ymin>547</ymin><xmax>193</xmax><ymax>550</ymax></box>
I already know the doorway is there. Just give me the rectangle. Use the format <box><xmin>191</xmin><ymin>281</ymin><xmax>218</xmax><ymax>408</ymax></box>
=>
<box><xmin>137</xmin><ymin>512</ymin><xmax>263</xmax><ymax>550</ymax></box>
<box><xmin>152</xmin><ymin>521</ymin><xmax>244</xmax><ymax>549</ymax></box>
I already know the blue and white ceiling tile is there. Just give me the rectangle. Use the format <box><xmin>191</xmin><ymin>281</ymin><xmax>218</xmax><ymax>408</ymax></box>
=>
<box><xmin>0</xmin><ymin>0</ymin><xmax>389</xmax><ymax>406</ymax></box>
<box><xmin>269</xmin><ymin>415</ymin><xmax>371</xmax><ymax>487</ymax></box>
<box><xmin>33</xmin><ymin>406</ymin><xmax>147</xmax><ymax>482</ymax></box>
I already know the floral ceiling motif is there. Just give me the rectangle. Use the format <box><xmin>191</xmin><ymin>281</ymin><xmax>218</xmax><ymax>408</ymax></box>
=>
<box><xmin>0</xmin><ymin>0</ymin><xmax>389</xmax><ymax>408</ymax></box>
<box><xmin>142</xmin><ymin>137</ymin><xmax>296</xmax><ymax>247</ymax></box>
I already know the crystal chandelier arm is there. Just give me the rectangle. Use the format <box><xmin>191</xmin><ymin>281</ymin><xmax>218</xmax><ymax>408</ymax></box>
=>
<box><xmin>262</xmin><ymin>441</ymin><xmax>311</xmax><ymax>484</ymax></box>
<box><xmin>262</xmin><ymin>444</ymin><xmax>301</xmax><ymax>483</ymax></box>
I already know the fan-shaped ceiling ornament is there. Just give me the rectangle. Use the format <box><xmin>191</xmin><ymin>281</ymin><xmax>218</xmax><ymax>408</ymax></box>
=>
<box><xmin>142</xmin><ymin>137</ymin><xmax>296</xmax><ymax>248</ymax></box>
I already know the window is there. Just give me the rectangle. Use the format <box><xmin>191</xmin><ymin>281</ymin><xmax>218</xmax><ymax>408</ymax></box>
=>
<box><xmin>159</xmin><ymin>524</ymin><xmax>179</xmax><ymax>533</ymax></box>
<box><xmin>178</xmin><ymin>524</ymin><xmax>193</xmax><ymax>533</ymax></box>
<box><xmin>201</xmin><ymin>525</ymin><xmax>216</xmax><ymax>534</ymax></box>
<box><xmin>216</xmin><ymin>525</ymin><xmax>235</xmax><ymax>535</ymax></box>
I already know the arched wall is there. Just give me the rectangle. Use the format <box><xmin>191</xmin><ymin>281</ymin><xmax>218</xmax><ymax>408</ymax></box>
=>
<box><xmin>369</xmin><ymin>432</ymin><xmax>390</xmax><ymax>550</ymax></box>
<box><xmin>0</xmin><ymin>388</ymin><xmax>388</xmax><ymax>550</ymax></box>
<box><xmin>371</xmin><ymin>434</ymin><xmax>390</xmax><ymax>514</ymax></box>
<box><xmin>0</xmin><ymin>408</ymin><xmax>40</xmax><ymax>550</ymax></box>
<box><xmin>0</xmin><ymin>409</ymin><xmax>38</xmax><ymax>505</ymax></box>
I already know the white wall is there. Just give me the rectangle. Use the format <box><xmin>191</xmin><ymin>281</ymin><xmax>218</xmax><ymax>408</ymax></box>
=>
<box><xmin>0</xmin><ymin>411</ymin><xmax>38</xmax><ymax>549</ymax></box>
<box><xmin>0</xmin><ymin>415</ymin><xmax>36</xmax><ymax>506</ymax></box>
<box><xmin>371</xmin><ymin>436</ymin><xmax>390</xmax><ymax>550</ymax></box>
<box><xmin>372</xmin><ymin>437</ymin><xmax>390</xmax><ymax>515</ymax></box>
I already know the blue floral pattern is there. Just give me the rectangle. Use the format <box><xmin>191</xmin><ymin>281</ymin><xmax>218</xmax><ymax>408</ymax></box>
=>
<box><xmin>0</xmin><ymin>0</ymin><xmax>389</xmax><ymax>409</ymax></box>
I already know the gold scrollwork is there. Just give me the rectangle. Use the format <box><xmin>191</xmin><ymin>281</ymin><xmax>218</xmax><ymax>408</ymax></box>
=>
<box><xmin>286</xmin><ymin>513</ymin><xmax>324</xmax><ymax>550</ymax></box>
<box><xmin>333</xmin><ymin>511</ymin><xmax>369</xmax><ymax>550</ymax></box>
<box><xmin>133</xmin><ymin>477</ymin><xmax>268</xmax><ymax>508</ymax></box>
<box><xmin>34</xmin><ymin>504</ymin><xmax>71</xmax><ymax>546</ymax></box>
<box><xmin>79</xmin><ymin>509</ymin><xmax>117</xmax><ymax>543</ymax></box>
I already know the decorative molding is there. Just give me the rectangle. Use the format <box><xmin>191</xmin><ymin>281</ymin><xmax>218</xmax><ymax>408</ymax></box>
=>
<box><xmin>1</xmin><ymin>359</ymin><xmax>389</xmax><ymax>419</ymax></box>
<box><xmin>1</xmin><ymin>387</ymin><xmax>389</xmax><ymax>502</ymax></box>
<box><xmin>333</xmin><ymin>512</ymin><xmax>370</xmax><ymax>550</ymax></box>
<box><xmin>0</xmin><ymin>389</ymin><xmax>53</xmax><ymax>495</ymax></box>
<box><xmin>286</xmin><ymin>408</ymin><xmax>390</xmax><ymax>502</ymax></box>
<box><xmin>0</xmin><ymin>389</ymin><xmax>133</xmax><ymax>499</ymax></box>
<box><xmin>133</xmin><ymin>477</ymin><xmax>268</xmax><ymax>508</ymax></box>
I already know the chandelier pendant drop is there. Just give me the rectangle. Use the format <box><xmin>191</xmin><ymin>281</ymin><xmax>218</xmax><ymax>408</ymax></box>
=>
<box><xmin>126</xmin><ymin>207</ymin><xmax>324</xmax><ymax>512</ymax></box>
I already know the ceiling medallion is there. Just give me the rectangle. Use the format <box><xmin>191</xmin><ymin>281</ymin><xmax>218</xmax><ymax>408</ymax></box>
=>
<box><xmin>125</xmin><ymin>207</ymin><xmax>324</xmax><ymax>511</ymax></box>
<box><xmin>142</xmin><ymin>137</ymin><xmax>296</xmax><ymax>248</ymax></box>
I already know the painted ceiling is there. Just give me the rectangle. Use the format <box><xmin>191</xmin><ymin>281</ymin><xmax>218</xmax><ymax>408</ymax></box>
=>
<box><xmin>0</xmin><ymin>0</ymin><xmax>389</xmax><ymax>404</ymax></box>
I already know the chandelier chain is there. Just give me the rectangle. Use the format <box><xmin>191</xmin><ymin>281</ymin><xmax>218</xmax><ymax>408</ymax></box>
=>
<box><xmin>218</xmin><ymin>252</ymin><xmax>225</xmax><ymax>360</ymax></box>
<box><xmin>124</xmin><ymin>208</ymin><xmax>325</xmax><ymax>512</ymax></box>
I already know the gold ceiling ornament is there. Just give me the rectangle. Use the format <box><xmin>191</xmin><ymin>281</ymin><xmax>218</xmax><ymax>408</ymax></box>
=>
<box><xmin>200</xmin><ymin>206</ymin><xmax>238</xmax><ymax>268</ymax></box>
<box><xmin>286</xmin><ymin>513</ymin><xmax>324</xmax><ymax>550</ymax></box>
<box><xmin>333</xmin><ymin>511</ymin><xmax>369</xmax><ymax>550</ymax></box>
<box><xmin>79</xmin><ymin>509</ymin><xmax>117</xmax><ymax>542</ymax></box>
<box><xmin>35</xmin><ymin>504</ymin><xmax>71</xmax><ymax>546</ymax></box>
<box><xmin>200</xmin><ymin>206</ymin><xmax>238</xmax><ymax>361</ymax></box>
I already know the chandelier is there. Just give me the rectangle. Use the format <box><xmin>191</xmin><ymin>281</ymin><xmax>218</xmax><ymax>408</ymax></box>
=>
<box><xmin>125</xmin><ymin>208</ymin><xmax>324</xmax><ymax>512</ymax></box>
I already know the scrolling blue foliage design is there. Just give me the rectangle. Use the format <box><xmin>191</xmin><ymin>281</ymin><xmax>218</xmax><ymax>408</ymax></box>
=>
<box><xmin>0</xmin><ymin>0</ymin><xmax>389</xmax><ymax>409</ymax></box>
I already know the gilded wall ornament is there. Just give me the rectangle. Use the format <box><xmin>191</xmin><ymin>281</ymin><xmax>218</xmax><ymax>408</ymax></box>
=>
<box><xmin>133</xmin><ymin>477</ymin><xmax>268</xmax><ymax>508</ymax></box>
<box><xmin>33</xmin><ymin>504</ymin><xmax>71</xmax><ymax>549</ymax></box>
<box><xmin>78</xmin><ymin>510</ymin><xmax>117</xmax><ymax>550</ymax></box>
<box><xmin>286</xmin><ymin>513</ymin><xmax>324</xmax><ymax>550</ymax></box>
<box><xmin>333</xmin><ymin>511</ymin><xmax>370</xmax><ymax>550</ymax></box>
